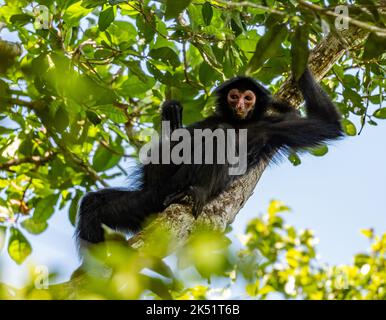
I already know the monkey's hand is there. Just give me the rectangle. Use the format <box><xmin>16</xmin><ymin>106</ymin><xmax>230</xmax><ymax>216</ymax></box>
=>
<box><xmin>161</xmin><ymin>100</ymin><xmax>183</xmax><ymax>131</ymax></box>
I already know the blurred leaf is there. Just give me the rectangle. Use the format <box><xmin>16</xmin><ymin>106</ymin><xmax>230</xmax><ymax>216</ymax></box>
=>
<box><xmin>165</xmin><ymin>0</ymin><xmax>192</xmax><ymax>20</ymax></box>
<box><xmin>360</xmin><ymin>228</ymin><xmax>374</xmax><ymax>239</ymax></box>
<box><xmin>86</xmin><ymin>110</ymin><xmax>102</xmax><ymax>125</ymax></box>
<box><xmin>53</xmin><ymin>106</ymin><xmax>70</xmax><ymax>132</ymax></box>
<box><xmin>141</xmin><ymin>274</ymin><xmax>172</xmax><ymax>299</ymax></box>
<box><xmin>341</xmin><ymin>119</ymin><xmax>357</xmax><ymax>136</ymax></box>
<box><xmin>202</xmin><ymin>2</ymin><xmax>213</xmax><ymax>26</ymax></box>
<box><xmin>149</xmin><ymin>47</ymin><xmax>180</xmax><ymax>68</ymax></box>
<box><xmin>309</xmin><ymin>144</ymin><xmax>328</xmax><ymax>157</ymax></box>
<box><xmin>288</xmin><ymin>152</ymin><xmax>301</xmax><ymax>166</ymax></box>
<box><xmin>363</xmin><ymin>33</ymin><xmax>386</xmax><ymax>60</ymax></box>
<box><xmin>21</xmin><ymin>218</ymin><xmax>48</xmax><ymax>235</ymax></box>
<box><xmin>7</xmin><ymin>228</ymin><xmax>32</xmax><ymax>264</ymax></box>
<box><xmin>92</xmin><ymin>143</ymin><xmax>121</xmax><ymax>171</ymax></box>
<box><xmin>10</xmin><ymin>14</ymin><xmax>33</xmax><ymax>26</ymax></box>
<box><xmin>63</xmin><ymin>2</ymin><xmax>92</xmax><ymax>26</ymax></box>
<box><xmin>33</xmin><ymin>194</ymin><xmax>60</xmax><ymax>223</ymax></box>
<box><xmin>0</xmin><ymin>126</ymin><xmax>14</xmax><ymax>135</ymax></box>
<box><xmin>99</xmin><ymin>6</ymin><xmax>115</xmax><ymax>31</ymax></box>
<box><xmin>373</xmin><ymin>108</ymin><xmax>386</xmax><ymax>119</ymax></box>
<box><xmin>81</xmin><ymin>0</ymin><xmax>106</xmax><ymax>9</ymax></box>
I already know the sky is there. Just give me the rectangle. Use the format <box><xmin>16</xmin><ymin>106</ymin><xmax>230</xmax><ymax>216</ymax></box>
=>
<box><xmin>1</xmin><ymin>27</ymin><xmax>386</xmax><ymax>289</ymax></box>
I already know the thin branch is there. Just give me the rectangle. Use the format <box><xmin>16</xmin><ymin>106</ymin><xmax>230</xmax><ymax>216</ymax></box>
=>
<box><xmin>0</xmin><ymin>152</ymin><xmax>57</xmax><ymax>170</ymax></box>
<box><xmin>298</xmin><ymin>0</ymin><xmax>386</xmax><ymax>36</ymax></box>
<box><xmin>100</xmin><ymin>140</ymin><xmax>134</xmax><ymax>158</ymax></box>
<box><xmin>215</xmin><ymin>0</ymin><xmax>286</xmax><ymax>16</ymax></box>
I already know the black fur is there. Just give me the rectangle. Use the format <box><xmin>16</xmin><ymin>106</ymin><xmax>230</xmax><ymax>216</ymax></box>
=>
<box><xmin>75</xmin><ymin>68</ymin><xmax>343</xmax><ymax>250</ymax></box>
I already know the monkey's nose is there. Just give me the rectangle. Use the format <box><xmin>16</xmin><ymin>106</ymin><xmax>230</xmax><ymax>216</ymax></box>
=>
<box><xmin>236</xmin><ymin>104</ymin><xmax>245</xmax><ymax>112</ymax></box>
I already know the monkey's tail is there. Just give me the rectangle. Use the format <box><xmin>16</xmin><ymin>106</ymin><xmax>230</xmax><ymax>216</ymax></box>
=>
<box><xmin>75</xmin><ymin>187</ymin><xmax>166</xmax><ymax>247</ymax></box>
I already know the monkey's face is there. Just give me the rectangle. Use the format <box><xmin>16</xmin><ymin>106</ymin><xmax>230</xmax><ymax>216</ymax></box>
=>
<box><xmin>227</xmin><ymin>88</ymin><xmax>256</xmax><ymax>119</ymax></box>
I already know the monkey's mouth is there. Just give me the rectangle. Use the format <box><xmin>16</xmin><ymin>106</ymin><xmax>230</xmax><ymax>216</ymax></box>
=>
<box><xmin>234</xmin><ymin>110</ymin><xmax>248</xmax><ymax>119</ymax></box>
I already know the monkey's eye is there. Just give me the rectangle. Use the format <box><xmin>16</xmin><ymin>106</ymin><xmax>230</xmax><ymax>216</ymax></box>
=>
<box><xmin>230</xmin><ymin>95</ymin><xmax>239</xmax><ymax>99</ymax></box>
<box><xmin>245</xmin><ymin>96</ymin><xmax>253</xmax><ymax>101</ymax></box>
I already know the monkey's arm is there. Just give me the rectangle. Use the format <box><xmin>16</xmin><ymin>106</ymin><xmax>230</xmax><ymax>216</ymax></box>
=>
<box><xmin>298</xmin><ymin>68</ymin><xmax>341</xmax><ymax>125</ymax></box>
<box><xmin>266</xmin><ymin>118</ymin><xmax>343</xmax><ymax>150</ymax></box>
<box><xmin>264</xmin><ymin>69</ymin><xmax>343</xmax><ymax>150</ymax></box>
<box><xmin>161</xmin><ymin>100</ymin><xmax>183</xmax><ymax>132</ymax></box>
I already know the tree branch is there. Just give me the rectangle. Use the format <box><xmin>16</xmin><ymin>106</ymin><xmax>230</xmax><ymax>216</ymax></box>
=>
<box><xmin>0</xmin><ymin>152</ymin><xmax>57</xmax><ymax>171</ymax></box>
<box><xmin>0</xmin><ymin>40</ymin><xmax>22</xmax><ymax>57</ymax></box>
<box><xmin>298</xmin><ymin>1</ymin><xmax>386</xmax><ymax>36</ymax></box>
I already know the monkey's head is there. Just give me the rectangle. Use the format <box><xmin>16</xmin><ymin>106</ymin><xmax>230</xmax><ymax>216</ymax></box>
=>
<box><xmin>214</xmin><ymin>76</ymin><xmax>272</xmax><ymax>122</ymax></box>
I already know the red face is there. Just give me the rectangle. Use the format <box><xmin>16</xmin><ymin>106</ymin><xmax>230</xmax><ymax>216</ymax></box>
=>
<box><xmin>227</xmin><ymin>89</ymin><xmax>256</xmax><ymax>119</ymax></box>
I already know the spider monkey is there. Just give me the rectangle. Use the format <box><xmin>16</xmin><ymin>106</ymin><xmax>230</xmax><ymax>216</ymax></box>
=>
<box><xmin>76</xmin><ymin>68</ymin><xmax>343</xmax><ymax>249</ymax></box>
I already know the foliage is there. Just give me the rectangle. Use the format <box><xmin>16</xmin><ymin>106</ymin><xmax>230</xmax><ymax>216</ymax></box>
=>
<box><xmin>1</xmin><ymin>200</ymin><xmax>385</xmax><ymax>300</ymax></box>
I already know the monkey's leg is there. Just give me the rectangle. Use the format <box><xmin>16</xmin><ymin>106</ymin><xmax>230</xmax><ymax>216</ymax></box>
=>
<box><xmin>162</xmin><ymin>184</ymin><xmax>209</xmax><ymax>218</ymax></box>
<box><xmin>76</xmin><ymin>188</ymin><xmax>166</xmax><ymax>246</ymax></box>
<box><xmin>163</xmin><ymin>189</ymin><xmax>189</xmax><ymax>207</ymax></box>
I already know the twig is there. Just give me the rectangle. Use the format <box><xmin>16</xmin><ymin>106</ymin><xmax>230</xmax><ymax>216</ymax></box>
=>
<box><xmin>215</xmin><ymin>0</ymin><xmax>286</xmax><ymax>16</ymax></box>
<box><xmin>0</xmin><ymin>152</ymin><xmax>57</xmax><ymax>170</ymax></box>
<box><xmin>298</xmin><ymin>0</ymin><xmax>386</xmax><ymax>36</ymax></box>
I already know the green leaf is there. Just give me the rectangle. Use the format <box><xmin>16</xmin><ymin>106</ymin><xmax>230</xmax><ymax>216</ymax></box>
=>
<box><xmin>246</xmin><ymin>281</ymin><xmax>259</xmax><ymax>297</ymax></box>
<box><xmin>63</xmin><ymin>2</ymin><xmax>92</xmax><ymax>26</ymax></box>
<box><xmin>109</xmin><ymin>0</ymin><xmax>126</xmax><ymax>4</ymax></box>
<box><xmin>373</xmin><ymin>108</ymin><xmax>386</xmax><ymax>119</ymax></box>
<box><xmin>81</xmin><ymin>0</ymin><xmax>106</xmax><ymax>9</ymax></box>
<box><xmin>309</xmin><ymin>144</ymin><xmax>328</xmax><ymax>157</ymax></box>
<box><xmin>33</xmin><ymin>194</ymin><xmax>60</xmax><ymax>223</ymax></box>
<box><xmin>342</xmin><ymin>119</ymin><xmax>357</xmax><ymax>136</ymax></box>
<box><xmin>123</xmin><ymin>60</ymin><xmax>148</xmax><ymax>83</ymax></box>
<box><xmin>53</xmin><ymin>106</ymin><xmax>69</xmax><ymax>132</ymax></box>
<box><xmin>363</xmin><ymin>33</ymin><xmax>386</xmax><ymax>60</ymax></box>
<box><xmin>136</xmin><ymin>13</ymin><xmax>155</xmax><ymax>42</ymax></box>
<box><xmin>21</xmin><ymin>218</ymin><xmax>48</xmax><ymax>235</ymax></box>
<box><xmin>0</xmin><ymin>126</ymin><xmax>14</xmax><ymax>135</ymax></box>
<box><xmin>94</xmin><ymin>49</ymin><xmax>112</xmax><ymax>59</ymax></box>
<box><xmin>97</xmin><ymin>105</ymin><xmax>127</xmax><ymax>123</ymax></box>
<box><xmin>86</xmin><ymin>110</ymin><xmax>102</xmax><ymax>125</ymax></box>
<box><xmin>360</xmin><ymin>228</ymin><xmax>374</xmax><ymax>239</ymax></box>
<box><xmin>69</xmin><ymin>190</ymin><xmax>83</xmax><ymax>226</ymax></box>
<box><xmin>288</xmin><ymin>152</ymin><xmax>301</xmax><ymax>166</ymax></box>
<box><xmin>99</xmin><ymin>7</ymin><xmax>115</xmax><ymax>31</ymax></box>
<box><xmin>10</xmin><ymin>14</ymin><xmax>34</xmax><ymax>26</ymax></box>
<box><xmin>199</xmin><ymin>62</ymin><xmax>220</xmax><ymax>84</ymax></box>
<box><xmin>141</xmin><ymin>274</ymin><xmax>172</xmax><ymax>299</ymax></box>
<box><xmin>165</xmin><ymin>0</ymin><xmax>192</xmax><ymax>20</ymax></box>
<box><xmin>92</xmin><ymin>144</ymin><xmax>121</xmax><ymax>172</ymax></box>
<box><xmin>202</xmin><ymin>2</ymin><xmax>213</xmax><ymax>26</ymax></box>
<box><xmin>247</xmin><ymin>24</ymin><xmax>287</xmax><ymax>74</ymax></box>
<box><xmin>149</xmin><ymin>47</ymin><xmax>180</xmax><ymax>68</ymax></box>
<box><xmin>291</xmin><ymin>25</ymin><xmax>309</xmax><ymax>81</ymax></box>
<box><xmin>8</xmin><ymin>228</ymin><xmax>32</xmax><ymax>265</ymax></box>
